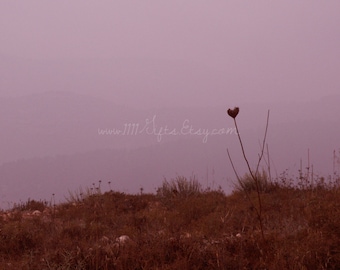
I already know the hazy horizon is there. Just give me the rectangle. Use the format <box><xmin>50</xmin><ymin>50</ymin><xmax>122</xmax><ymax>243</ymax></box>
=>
<box><xmin>1</xmin><ymin>1</ymin><xmax>340</xmax><ymax>206</ymax></box>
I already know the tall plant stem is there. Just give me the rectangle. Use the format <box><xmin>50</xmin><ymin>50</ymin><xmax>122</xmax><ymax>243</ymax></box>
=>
<box><xmin>230</xmin><ymin>110</ymin><xmax>270</xmax><ymax>242</ymax></box>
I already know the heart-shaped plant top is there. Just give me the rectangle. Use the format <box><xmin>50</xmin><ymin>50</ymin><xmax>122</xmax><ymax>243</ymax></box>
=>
<box><xmin>227</xmin><ymin>107</ymin><xmax>239</xmax><ymax>119</ymax></box>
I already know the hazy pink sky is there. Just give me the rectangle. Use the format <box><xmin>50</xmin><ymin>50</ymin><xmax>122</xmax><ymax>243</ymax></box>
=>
<box><xmin>1</xmin><ymin>1</ymin><xmax>340</xmax><ymax>105</ymax></box>
<box><xmin>1</xmin><ymin>1</ymin><xmax>340</xmax><ymax>205</ymax></box>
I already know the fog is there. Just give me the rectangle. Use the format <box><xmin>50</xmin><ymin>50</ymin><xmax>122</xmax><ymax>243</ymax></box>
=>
<box><xmin>0</xmin><ymin>1</ymin><xmax>339</xmax><ymax>207</ymax></box>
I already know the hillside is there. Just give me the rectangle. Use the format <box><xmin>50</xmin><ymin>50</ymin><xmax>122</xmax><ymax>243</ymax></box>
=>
<box><xmin>0</xmin><ymin>178</ymin><xmax>339</xmax><ymax>269</ymax></box>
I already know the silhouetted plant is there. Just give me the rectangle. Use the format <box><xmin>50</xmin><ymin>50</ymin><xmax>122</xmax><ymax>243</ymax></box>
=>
<box><xmin>227</xmin><ymin>107</ymin><xmax>270</xmax><ymax>241</ymax></box>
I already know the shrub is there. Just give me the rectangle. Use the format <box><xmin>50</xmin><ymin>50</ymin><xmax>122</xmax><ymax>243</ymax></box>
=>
<box><xmin>156</xmin><ymin>176</ymin><xmax>202</xmax><ymax>199</ymax></box>
<box><xmin>234</xmin><ymin>170</ymin><xmax>273</xmax><ymax>193</ymax></box>
<box><xmin>12</xmin><ymin>199</ymin><xmax>47</xmax><ymax>212</ymax></box>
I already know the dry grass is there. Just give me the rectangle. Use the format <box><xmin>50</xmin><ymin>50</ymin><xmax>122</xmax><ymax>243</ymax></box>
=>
<box><xmin>1</xmin><ymin>178</ymin><xmax>340</xmax><ymax>269</ymax></box>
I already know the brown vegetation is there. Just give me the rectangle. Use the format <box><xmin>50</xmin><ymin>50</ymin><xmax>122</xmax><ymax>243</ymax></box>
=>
<box><xmin>0</xmin><ymin>178</ymin><xmax>340</xmax><ymax>269</ymax></box>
